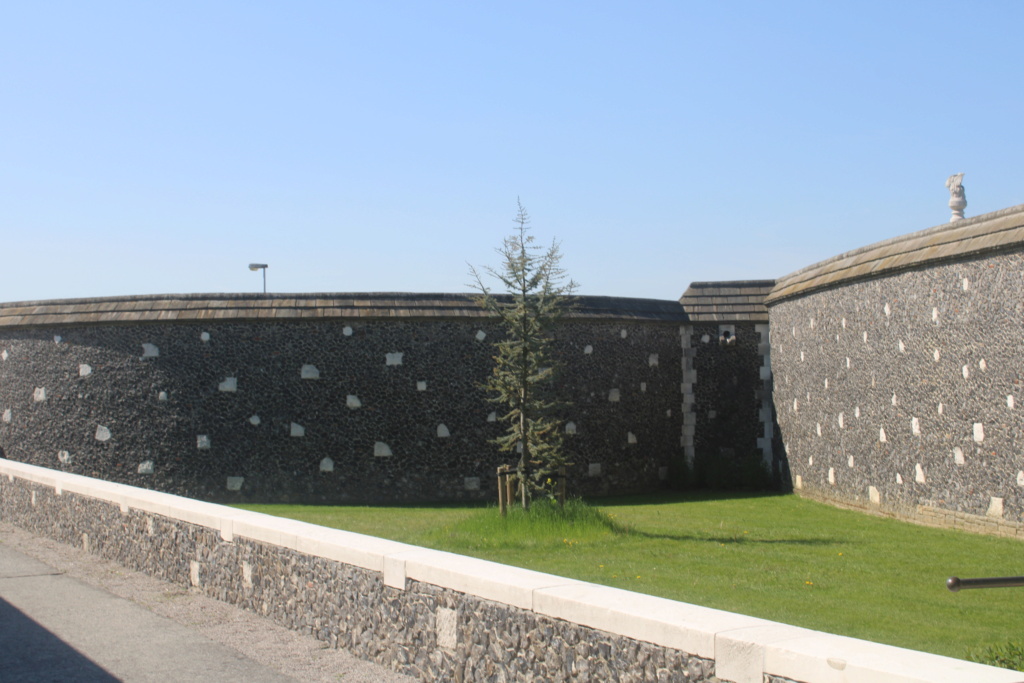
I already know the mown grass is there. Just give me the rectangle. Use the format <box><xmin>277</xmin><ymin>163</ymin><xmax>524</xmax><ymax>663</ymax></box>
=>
<box><xmin>235</xmin><ymin>492</ymin><xmax>1024</xmax><ymax>664</ymax></box>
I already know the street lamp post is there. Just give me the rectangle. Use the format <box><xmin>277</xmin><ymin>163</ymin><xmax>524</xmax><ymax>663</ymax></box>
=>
<box><xmin>248</xmin><ymin>263</ymin><xmax>268</xmax><ymax>293</ymax></box>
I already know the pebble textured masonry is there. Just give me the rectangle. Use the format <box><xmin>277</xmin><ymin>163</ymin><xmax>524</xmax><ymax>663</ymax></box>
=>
<box><xmin>768</xmin><ymin>204</ymin><xmax>1024</xmax><ymax>533</ymax></box>
<box><xmin>0</xmin><ymin>474</ymin><xmax>719</xmax><ymax>683</ymax></box>
<box><xmin>0</xmin><ymin>293</ymin><xmax>685</xmax><ymax>504</ymax></box>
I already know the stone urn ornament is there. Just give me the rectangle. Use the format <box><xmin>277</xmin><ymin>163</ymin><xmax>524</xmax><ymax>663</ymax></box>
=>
<box><xmin>946</xmin><ymin>173</ymin><xmax>966</xmax><ymax>222</ymax></box>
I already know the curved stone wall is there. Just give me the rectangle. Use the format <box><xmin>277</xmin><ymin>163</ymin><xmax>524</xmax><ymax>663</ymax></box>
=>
<box><xmin>766</xmin><ymin>205</ymin><xmax>1024</xmax><ymax>532</ymax></box>
<box><xmin>0</xmin><ymin>293</ymin><xmax>686</xmax><ymax>503</ymax></box>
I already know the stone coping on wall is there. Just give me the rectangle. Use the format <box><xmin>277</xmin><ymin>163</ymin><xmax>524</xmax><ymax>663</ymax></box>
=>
<box><xmin>0</xmin><ymin>292</ymin><xmax>688</xmax><ymax>328</ymax></box>
<box><xmin>766</xmin><ymin>203</ymin><xmax>1024</xmax><ymax>305</ymax></box>
<box><xmin>678</xmin><ymin>281</ymin><xmax>775</xmax><ymax>322</ymax></box>
<box><xmin>1</xmin><ymin>459</ymin><xmax>1017</xmax><ymax>683</ymax></box>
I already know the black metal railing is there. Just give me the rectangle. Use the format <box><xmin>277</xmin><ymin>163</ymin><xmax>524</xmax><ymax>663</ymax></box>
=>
<box><xmin>947</xmin><ymin>576</ymin><xmax>1024</xmax><ymax>592</ymax></box>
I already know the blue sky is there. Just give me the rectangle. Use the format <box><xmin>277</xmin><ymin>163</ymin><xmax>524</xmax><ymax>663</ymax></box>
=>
<box><xmin>3</xmin><ymin>2</ymin><xmax>1022</xmax><ymax>303</ymax></box>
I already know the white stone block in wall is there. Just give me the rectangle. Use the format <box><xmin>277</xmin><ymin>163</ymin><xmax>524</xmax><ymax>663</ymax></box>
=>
<box><xmin>800</xmin><ymin>351</ymin><xmax>805</xmax><ymax>362</ymax></box>
<box><xmin>828</xmin><ymin>467</ymin><xmax>835</xmax><ymax>485</ymax></box>
<box><xmin>190</xmin><ymin>561</ymin><xmax>200</xmax><ymax>587</ymax></box>
<box><xmin>96</xmin><ymin>425</ymin><xmax>112</xmax><ymax>442</ymax></box>
<box><xmin>487</xmin><ymin>411</ymin><xmax>497</xmax><ymax>422</ymax></box>
<box><xmin>58</xmin><ymin>450</ymin><xmax>71</xmax><ymax>464</ymax></box>
<box><xmin>648</xmin><ymin>353</ymin><xmax>658</xmax><ymax>367</ymax></box>
<box><xmin>320</xmin><ymin>457</ymin><xmax>334</xmax><ymax>473</ymax></box>
<box><xmin>953</xmin><ymin>446</ymin><xmax>965</xmax><ymax>465</ymax></box>
<box><xmin>962</xmin><ymin>365</ymin><xmax>970</xmax><ymax>380</ymax></box>
<box><xmin>933</xmin><ymin>348</ymin><xmax>941</xmax><ymax>363</ymax></box>
<box><xmin>973</xmin><ymin>423</ymin><xmax>984</xmax><ymax>443</ymax></box>
<box><xmin>138</xmin><ymin>460</ymin><xmax>154</xmax><ymax>474</ymax></box>
<box><xmin>464</xmin><ymin>477</ymin><xmax>480</xmax><ymax>491</ymax></box>
<box><xmin>837</xmin><ymin>412</ymin><xmax>844</xmax><ymax>429</ymax></box>
<box><xmin>1008</xmin><ymin>395</ymin><xmax>1016</xmax><ymax>409</ymax></box>
<box><xmin>640</xmin><ymin>382</ymin><xmax>647</xmax><ymax>393</ymax></box>
<box><xmin>343</xmin><ymin>326</ymin><xmax>353</xmax><ymax>336</ymax></box>
<box><xmin>824</xmin><ymin>378</ymin><xmax>829</xmax><ymax>389</ymax></box>
<box><xmin>891</xmin><ymin>393</ymin><xmax>897</xmax><ymax>406</ymax></box>
<box><xmin>846</xmin><ymin>357</ymin><xmax>851</xmax><ymax>368</ymax></box>
<box><xmin>33</xmin><ymin>387</ymin><xmax>46</xmax><ymax>402</ymax></box>
<box><xmin>932</xmin><ymin>307</ymin><xmax>939</xmax><ymax>323</ymax></box>
<box><xmin>701</xmin><ymin>334</ymin><xmax>710</xmax><ymax>344</ymax></box>
<box><xmin>374</xmin><ymin>442</ymin><xmax>393</xmax><ymax>457</ymax></box>
<box><xmin>808</xmin><ymin>456</ymin><xmax>813</xmax><ymax>466</ymax></box>
<box><xmin>608</xmin><ymin>388</ymin><xmax>620</xmax><ymax>402</ymax></box>
<box><xmin>816</xmin><ymin>423</ymin><xmax>821</xmax><ymax>437</ymax></box>
<box><xmin>417</xmin><ymin>381</ymin><xmax>427</xmax><ymax>391</ymax></box>
<box><xmin>0</xmin><ymin>350</ymin><xmax>7</xmax><ymax>361</ymax></box>
<box><xmin>1018</xmin><ymin>471</ymin><xmax>1024</xmax><ymax>487</ymax></box>
<box><xmin>792</xmin><ymin>399</ymin><xmax>799</xmax><ymax>412</ymax></box>
<box><xmin>847</xmin><ymin>455</ymin><xmax>854</xmax><ymax>468</ymax></box>
<box><xmin>475</xmin><ymin>330</ymin><xmax>486</xmax><ymax>341</ymax></box>
<box><xmin>896</xmin><ymin>473</ymin><xmax>903</xmax><ymax>485</ymax></box>
<box><xmin>584</xmin><ymin>345</ymin><xmax>593</xmax><ymax>354</ymax></box>
<box><xmin>196</xmin><ymin>434</ymin><xmax>210</xmax><ymax>449</ymax></box>
<box><xmin>884</xmin><ymin>303</ymin><xmax>891</xmax><ymax>317</ymax></box>
<box><xmin>588</xmin><ymin>463</ymin><xmax>602</xmax><ymax>477</ymax></box>
<box><xmin>437</xmin><ymin>424</ymin><xmax>450</xmax><ymax>438</ymax></box>
<box><xmin>987</xmin><ymin>497</ymin><xmax>1004</xmax><ymax>518</ymax></box>
<box><xmin>980</xmin><ymin>359</ymin><xmax>988</xmax><ymax>372</ymax></box>
<box><xmin>218</xmin><ymin>377</ymin><xmax>237</xmax><ymax>392</ymax></box>
<box><xmin>627</xmin><ymin>432</ymin><xmax>637</xmax><ymax>444</ymax></box>
<box><xmin>200</xmin><ymin>331</ymin><xmax>210</xmax><ymax>342</ymax></box>
<box><xmin>962</xmin><ymin>277</ymin><xmax>970</xmax><ymax>291</ymax></box>
<box><xmin>158</xmin><ymin>391</ymin><xmax>168</xmax><ymax>401</ymax></box>
<box><xmin>863</xmin><ymin>331</ymin><xmax>868</xmax><ymax>343</ymax></box>
<box><xmin>436</xmin><ymin>607</ymin><xmax>458</xmax><ymax>649</ymax></box>
<box><xmin>620</xmin><ymin>329</ymin><xmax>627</xmax><ymax>338</ymax></box>
<box><xmin>242</xmin><ymin>562</ymin><xmax>253</xmax><ymax>588</ymax></box>
<box><xmin>141</xmin><ymin>343</ymin><xmax>159</xmax><ymax>358</ymax></box>
<box><xmin>911</xmin><ymin>417</ymin><xmax>921</xmax><ymax>436</ymax></box>
<box><xmin>937</xmin><ymin>403</ymin><xmax>943</xmax><ymax>415</ymax></box>
<box><xmin>290</xmin><ymin>423</ymin><xmax>305</xmax><ymax>437</ymax></box>
<box><xmin>869</xmin><ymin>486</ymin><xmax>880</xmax><ymax>505</ymax></box>
<box><xmin>248</xmin><ymin>414</ymin><xmax>261</xmax><ymax>425</ymax></box>
<box><xmin>79</xmin><ymin>364</ymin><xmax>92</xmax><ymax>377</ymax></box>
<box><xmin>385</xmin><ymin>352</ymin><xmax>403</xmax><ymax>366</ymax></box>
<box><xmin>898</xmin><ymin>340</ymin><xmax>905</xmax><ymax>353</ymax></box>
<box><xmin>565</xmin><ymin>421</ymin><xmax>576</xmax><ymax>435</ymax></box>
<box><xmin>346</xmin><ymin>395</ymin><xmax>362</xmax><ymax>409</ymax></box>
<box><xmin>794</xmin><ymin>475</ymin><xmax>802</xmax><ymax>490</ymax></box>
<box><xmin>301</xmin><ymin>364</ymin><xmax>320</xmax><ymax>379</ymax></box>
<box><xmin>915</xmin><ymin>464</ymin><xmax>926</xmax><ymax>484</ymax></box>
<box><xmin>854</xmin><ymin>406</ymin><xmax>860</xmax><ymax>418</ymax></box>
<box><xmin>879</xmin><ymin>428</ymin><xmax>887</xmax><ymax>443</ymax></box>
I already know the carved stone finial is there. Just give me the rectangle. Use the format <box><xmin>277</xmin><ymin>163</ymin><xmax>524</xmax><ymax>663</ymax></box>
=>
<box><xmin>946</xmin><ymin>173</ymin><xmax>966</xmax><ymax>222</ymax></box>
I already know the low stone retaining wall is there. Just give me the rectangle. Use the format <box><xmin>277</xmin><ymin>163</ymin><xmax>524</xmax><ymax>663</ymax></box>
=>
<box><xmin>1</xmin><ymin>459</ymin><xmax>1017</xmax><ymax>683</ymax></box>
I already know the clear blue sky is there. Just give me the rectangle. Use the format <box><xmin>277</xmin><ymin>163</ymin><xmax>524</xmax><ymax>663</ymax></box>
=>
<box><xmin>3</xmin><ymin>2</ymin><xmax>1022</xmax><ymax>303</ymax></box>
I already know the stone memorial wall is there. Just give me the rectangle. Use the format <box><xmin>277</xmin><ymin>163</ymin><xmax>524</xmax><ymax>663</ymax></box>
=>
<box><xmin>0</xmin><ymin>293</ymin><xmax>688</xmax><ymax>503</ymax></box>
<box><xmin>767</xmin><ymin>204</ymin><xmax>1024</xmax><ymax>534</ymax></box>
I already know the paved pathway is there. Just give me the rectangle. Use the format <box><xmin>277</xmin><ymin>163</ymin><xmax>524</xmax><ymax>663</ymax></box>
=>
<box><xmin>0</xmin><ymin>523</ymin><xmax>416</xmax><ymax>682</ymax></box>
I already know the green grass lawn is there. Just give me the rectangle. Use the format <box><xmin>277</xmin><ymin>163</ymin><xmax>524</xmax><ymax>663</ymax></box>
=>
<box><xmin>235</xmin><ymin>492</ymin><xmax>1024</xmax><ymax>662</ymax></box>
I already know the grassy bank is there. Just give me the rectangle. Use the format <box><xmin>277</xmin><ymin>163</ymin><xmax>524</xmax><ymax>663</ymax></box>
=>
<box><xmin>235</xmin><ymin>492</ymin><xmax>1024</xmax><ymax>662</ymax></box>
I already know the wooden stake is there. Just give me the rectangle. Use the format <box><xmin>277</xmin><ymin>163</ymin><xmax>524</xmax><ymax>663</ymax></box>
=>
<box><xmin>497</xmin><ymin>465</ymin><xmax>507</xmax><ymax>517</ymax></box>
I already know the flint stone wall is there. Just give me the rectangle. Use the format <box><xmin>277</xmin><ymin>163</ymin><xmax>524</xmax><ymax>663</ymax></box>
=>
<box><xmin>0</xmin><ymin>468</ymin><xmax>718</xmax><ymax>682</ymax></box>
<box><xmin>767</xmin><ymin>204</ymin><xmax>1024</xmax><ymax>533</ymax></box>
<box><xmin>0</xmin><ymin>293</ymin><xmax>685</xmax><ymax>503</ymax></box>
